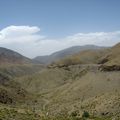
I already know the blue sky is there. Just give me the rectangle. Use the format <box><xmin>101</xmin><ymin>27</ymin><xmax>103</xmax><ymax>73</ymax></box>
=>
<box><xmin>0</xmin><ymin>0</ymin><xmax>120</xmax><ymax>57</ymax></box>
<box><xmin>0</xmin><ymin>0</ymin><xmax>120</xmax><ymax>38</ymax></box>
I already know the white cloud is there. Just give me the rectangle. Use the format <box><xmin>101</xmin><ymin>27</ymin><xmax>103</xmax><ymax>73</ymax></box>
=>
<box><xmin>0</xmin><ymin>25</ymin><xmax>43</xmax><ymax>44</ymax></box>
<box><xmin>0</xmin><ymin>25</ymin><xmax>120</xmax><ymax>58</ymax></box>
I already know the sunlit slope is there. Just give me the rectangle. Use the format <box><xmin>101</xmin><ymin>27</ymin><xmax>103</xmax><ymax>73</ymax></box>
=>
<box><xmin>14</xmin><ymin>65</ymin><xmax>120</xmax><ymax>118</ymax></box>
<box><xmin>0</xmin><ymin>43</ymin><xmax>120</xmax><ymax>119</ymax></box>
<box><xmin>14</xmin><ymin>68</ymin><xmax>70</xmax><ymax>94</ymax></box>
<box><xmin>50</xmin><ymin>49</ymin><xmax>108</xmax><ymax>67</ymax></box>
<box><xmin>99</xmin><ymin>43</ymin><xmax>120</xmax><ymax>66</ymax></box>
<box><xmin>50</xmin><ymin>43</ymin><xmax>120</xmax><ymax>68</ymax></box>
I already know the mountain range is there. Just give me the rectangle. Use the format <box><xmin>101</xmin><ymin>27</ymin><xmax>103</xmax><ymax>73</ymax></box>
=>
<box><xmin>33</xmin><ymin>45</ymin><xmax>106</xmax><ymax>64</ymax></box>
<box><xmin>0</xmin><ymin>43</ymin><xmax>119</xmax><ymax>120</ymax></box>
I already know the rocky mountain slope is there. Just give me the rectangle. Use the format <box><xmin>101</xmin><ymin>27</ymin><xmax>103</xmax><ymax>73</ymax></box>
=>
<box><xmin>99</xmin><ymin>43</ymin><xmax>120</xmax><ymax>66</ymax></box>
<box><xmin>0</xmin><ymin>43</ymin><xmax>120</xmax><ymax>120</ymax></box>
<box><xmin>50</xmin><ymin>43</ymin><xmax>120</xmax><ymax>69</ymax></box>
<box><xmin>34</xmin><ymin>45</ymin><xmax>105</xmax><ymax>64</ymax></box>
<box><xmin>0</xmin><ymin>47</ymin><xmax>31</xmax><ymax>64</ymax></box>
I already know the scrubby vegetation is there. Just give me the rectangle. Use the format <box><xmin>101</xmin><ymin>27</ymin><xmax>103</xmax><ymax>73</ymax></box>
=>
<box><xmin>0</xmin><ymin>107</ymin><xmax>114</xmax><ymax>120</ymax></box>
<box><xmin>0</xmin><ymin>43</ymin><xmax>120</xmax><ymax>119</ymax></box>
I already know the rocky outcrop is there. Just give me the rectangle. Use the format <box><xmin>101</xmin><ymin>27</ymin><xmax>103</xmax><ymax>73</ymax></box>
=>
<box><xmin>0</xmin><ymin>89</ymin><xmax>13</xmax><ymax>104</ymax></box>
<box><xmin>99</xmin><ymin>65</ymin><xmax>120</xmax><ymax>71</ymax></box>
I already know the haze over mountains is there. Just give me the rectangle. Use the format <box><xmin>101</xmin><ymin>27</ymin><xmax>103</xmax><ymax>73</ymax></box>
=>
<box><xmin>34</xmin><ymin>45</ymin><xmax>106</xmax><ymax>64</ymax></box>
<box><xmin>0</xmin><ymin>43</ymin><xmax>120</xmax><ymax>120</ymax></box>
<box><xmin>0</xmin><ymin>45</ymin><xmax>106</xmax><ymax>64</ymax></box>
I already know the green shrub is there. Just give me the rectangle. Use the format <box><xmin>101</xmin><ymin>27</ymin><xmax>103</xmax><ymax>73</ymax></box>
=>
<box><xmin>82</xmin><ymin>111</ymin><xmax>90</xmax><ymax>118</ymax></box>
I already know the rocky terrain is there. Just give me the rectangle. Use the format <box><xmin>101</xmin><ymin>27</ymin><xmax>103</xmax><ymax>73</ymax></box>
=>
<box><xmin>0</xmin><ymin>43</ymin><xmax>119</xmax><ymax>120</ymax></box>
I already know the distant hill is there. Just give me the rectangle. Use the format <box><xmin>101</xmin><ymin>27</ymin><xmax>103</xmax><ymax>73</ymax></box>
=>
<box><xmin>0</xmin><ymin>47</ymin><xmax>31</xmax><ymax>64</ymax></box>
<box><xmin>50</xmin><ymin>43</ymin><xmax>120</xmax><ymax>71</ymax></box>
<box><xmin>33</xmin><ymin>45</ymin><xmax>106</xmax><ymax>64</ymax></box>
<box><xmin>51</xmin><ymin>49</ymin><xmax>108</xmax><ymax>67</ymax></box>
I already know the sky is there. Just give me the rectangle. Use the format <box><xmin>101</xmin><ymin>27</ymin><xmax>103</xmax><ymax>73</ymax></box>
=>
<box><xmin>0</xmin><ymin>0</ymin><xmax>120</xmax><ymax>58</ymax></box>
